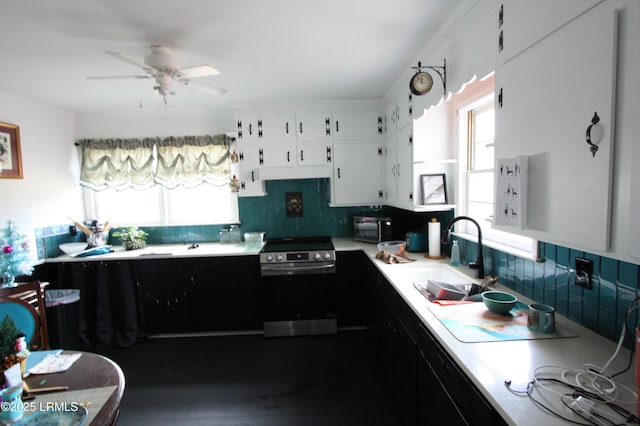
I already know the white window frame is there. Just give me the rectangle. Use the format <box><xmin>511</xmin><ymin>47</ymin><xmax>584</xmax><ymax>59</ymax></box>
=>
<box><xmin>453</xmin><ymin>75</ymin><xmax>539</xmax><ymax>260</ymax></box>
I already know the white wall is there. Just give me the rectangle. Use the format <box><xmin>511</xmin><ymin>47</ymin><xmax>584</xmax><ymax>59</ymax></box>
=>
<box><xmin>0</xmin><ymin>91</ymin><xmax>80</xmax><ymax>260</ymax></box>
<box><xmin>75</xmin><ymin>110</ymin><xmax>236</xmax><ymax>139</ymax></box>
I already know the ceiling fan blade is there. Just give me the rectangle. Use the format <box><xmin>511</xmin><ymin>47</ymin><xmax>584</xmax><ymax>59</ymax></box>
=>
<box><xmin>106</xmin><ymin>51</ymin><xmax>157</xmax><ymax>74</ymax></box>
<box><xmin>177</xmin><ymin>65</ymin><xmax>220</xmax><ymax>79</ymax></box>
<box><xmin>86</xmin><ymin>75</ymin><xmax>152</xmax><ymax>80</ymax></box>
<box><xmin>179</xmin><ymin>79</ymin><xmax>226</xmax><ymax>96</ymax></box>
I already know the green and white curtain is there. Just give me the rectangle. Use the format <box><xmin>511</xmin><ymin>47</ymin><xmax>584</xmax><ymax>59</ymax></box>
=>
<box><xmin>78</xmin><ymin>135</ymin><xmax>232</xmax><ymax>191</ymax></box>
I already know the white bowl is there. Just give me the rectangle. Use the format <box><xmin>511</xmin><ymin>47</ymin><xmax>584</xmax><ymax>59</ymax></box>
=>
<box><xmin>59</xmin><ymin>242</ymin><xmax>88</xmax><ymax>254</ymax></box>
<box><xmin>377</xmin><ymin>240</ymin><xmax>406</xmax><ymax>254</ymax></box>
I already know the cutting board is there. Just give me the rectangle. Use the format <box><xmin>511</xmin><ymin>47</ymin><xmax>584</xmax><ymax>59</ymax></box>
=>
<box><xmin>426</xmin><ymin>301</ymin><xmax>578</xmax><ymax>343</ymax></box>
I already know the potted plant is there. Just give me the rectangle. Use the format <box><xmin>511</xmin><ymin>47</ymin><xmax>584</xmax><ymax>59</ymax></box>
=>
<box><xmin>113</xmin><ymin>226</ymin><xmax>148</xmax><ymax>251</ymax></box>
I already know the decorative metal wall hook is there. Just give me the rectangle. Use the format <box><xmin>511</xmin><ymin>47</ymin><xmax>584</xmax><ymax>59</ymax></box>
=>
<box><xmin>410</xmin><ymin>59</ymin><xmax>447</xmax><ymax>96</ymax></box>
<box><xmin>585</xmin><ymin>112</ymin><xmax>600</xmax><ymax>157</ymax></box>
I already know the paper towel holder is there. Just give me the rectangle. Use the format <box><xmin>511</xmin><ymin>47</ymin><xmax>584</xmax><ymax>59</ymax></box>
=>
<box><xmin>420</xmin><ymin>174</ymin><xmax>448</xmax><ymax>205</ymax></box>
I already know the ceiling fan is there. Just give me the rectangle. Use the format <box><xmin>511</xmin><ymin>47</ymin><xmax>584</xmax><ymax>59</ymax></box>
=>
<box><xmin>87</xmin><ymin>45</ymin><xmax>226</xmax><ymax>103</ymax></box>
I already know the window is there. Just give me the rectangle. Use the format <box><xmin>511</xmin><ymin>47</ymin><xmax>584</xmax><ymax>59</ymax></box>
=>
<box><xmin>454</xmin><ymin>75</ymin><xmax>538</xmax><ymax>259</ymax></box>
<box><xmin>79</xmin><ymin>135</ymin><xmax>239</xmax><ymax>226</ymax></box>
<box><xmin>83</xmin><ymin>185</ymin><xmax>239</xmax><ymax>226</ymax></box>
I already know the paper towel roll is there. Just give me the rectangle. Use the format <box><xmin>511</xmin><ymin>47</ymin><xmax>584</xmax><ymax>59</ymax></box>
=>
<box><xmin>428</xmin><ymin>219</ymin><xmax>441</xmax><ymax>257</ymax></box>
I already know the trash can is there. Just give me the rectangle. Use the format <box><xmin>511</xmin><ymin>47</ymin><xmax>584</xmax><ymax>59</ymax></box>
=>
<box><xmin>45</xmin><ymin>289</ymin><xmax>80</xmax><ymax>350</ymax></box>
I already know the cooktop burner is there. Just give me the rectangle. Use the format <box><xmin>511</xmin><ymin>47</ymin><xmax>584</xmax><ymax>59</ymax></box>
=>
<box><xmin>260</xmin><ymin>236</ymin><xmax>334</xmax><ymax>253</ymax></box>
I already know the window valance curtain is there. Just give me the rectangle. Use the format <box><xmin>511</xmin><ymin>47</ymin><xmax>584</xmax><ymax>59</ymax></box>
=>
<box><xmin>78</xmin><ymin>135</ymin><xmax>232</xmax><ymax>191</ymax></box>
<box><xmin>79</xmin><ymin>138</ymin><xmax>157</xmax><ymax>191</ymax></box>
<box><xmin>155</xmin><ymin>135</ymin><xmax>231</xmax><ymax>189</ymax></box>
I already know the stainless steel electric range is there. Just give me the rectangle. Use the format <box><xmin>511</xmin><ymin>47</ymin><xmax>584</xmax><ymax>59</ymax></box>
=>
<box><xmin>259</xmin><ymin>236</ymin><xmax>337</xmax><ymax>337</ymax></box>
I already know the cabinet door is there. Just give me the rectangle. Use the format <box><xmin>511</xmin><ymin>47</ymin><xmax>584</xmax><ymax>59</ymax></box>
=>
<box><xmin>396</xmin><ymin>89</ymin><xmax>413</xmax><ymax>131</ymax></box>
<box><xmin>395</xmin><ymin>319</ymin><xmax>418</xmax><ymax>426</ymax></box>
<box><xmin>260</xmin><ymin>143</ymin><xmax>296</xmax><ymax>168</ymax></box>
<box><xmin>331</xmin><ymin>141</ymin><xmax>383</xmax><ymax>206</ymax></box>
<box><xmin>259</xmin><ymin>113</ymin><xmax>296</xmax><ymax>142</ymax></box>
<box><xmin>418</xmin><ymin>352</ymin><xmax>468</xmax><ymax>426</ymax></box>
<box><xmin>384</xmin><ymin>101</ymin><xmax>397</xmax><ymax>135</ymax></box>
<box><xmin>495</xmin><ymin>8</ymin><xmax>617</xmax><ymax>251</ymax></box>
<box><xmin>236</xmin><ymin>114</ymin><xmax>260</xmax><ymax>144</ymax></box>
<box><xmin>384</xmin><ymin>133</ymin><xmax>398</xmax><ymax>205</ymax></box>
<box><xmin>296</xmin><ymin>112</ymin><xmax>332</xmax><ymax>141</ymax></box>
<box><xmin>237</xmin><ymin>146</ymin><xmax>265</xmax><ymax>196</ymax></box>
<box><xmin>395</xmin><ymin>125</ymin><xmax>414</xmax><ymax>210</ymax></box>
<box><xmin>498</xmin><ymin>0</ymin><xmax>602</xmax><ymax>63</ymax></box>
<box><xmin>297</xmin><ymin>143</ymin><xmax>332</xmax><ymax>167</ymax></box>
<box><xmin>332</xmin><ymin>111</ymin><xmax>383</xmax><ymax>140</ymax></box>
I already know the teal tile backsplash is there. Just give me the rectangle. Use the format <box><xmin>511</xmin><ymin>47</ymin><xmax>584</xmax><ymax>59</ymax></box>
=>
<box><xmin>454</xmin><ymin>238</ymin><xmax>639</xmax><ymax>345</ymax></box>
<box><xmin>36</xmin><ymin>177</ymin><xmax>640</xmax><ymax>346</ymax></box>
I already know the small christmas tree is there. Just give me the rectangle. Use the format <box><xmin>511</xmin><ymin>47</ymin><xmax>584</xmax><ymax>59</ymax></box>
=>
<box><xmin>0</xmin><ymin>314</ymin><xmax>21</xmax><ymax>361</ymax></box>
<box><xmin>0</xmin><ymin>220</ymin><xmax>33</xmax><ymax>286</ymax></box>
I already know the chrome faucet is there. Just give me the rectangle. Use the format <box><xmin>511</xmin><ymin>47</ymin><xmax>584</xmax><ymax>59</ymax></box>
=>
<box><xmin>441</xmin><ymin>216</ymin><xmax>485</xmax><ymax>278</ymax></box>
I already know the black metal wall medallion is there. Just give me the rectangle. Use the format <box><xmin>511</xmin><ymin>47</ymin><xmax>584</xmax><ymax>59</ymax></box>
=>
<box><xmin>286</xmin><ymin>192</ymin><xmax>303</xmax><ymax>217</ymax></box>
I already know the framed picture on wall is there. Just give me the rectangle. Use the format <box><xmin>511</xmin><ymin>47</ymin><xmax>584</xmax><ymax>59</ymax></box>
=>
<box><xmin>0</xmin><ymin>122</ymin><xmax>23</xmax><ymax>179</ymax></box>
<box><xmin>420</xmin><ymin>173</ymin><xmax>448</xmax><ymax>205</ymax></box>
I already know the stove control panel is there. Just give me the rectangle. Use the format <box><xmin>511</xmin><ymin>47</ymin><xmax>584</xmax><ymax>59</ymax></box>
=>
<box><xmin>261</xmin><ymin>251</ymin><xmax>335</xmax><ymax>263</ymax></box>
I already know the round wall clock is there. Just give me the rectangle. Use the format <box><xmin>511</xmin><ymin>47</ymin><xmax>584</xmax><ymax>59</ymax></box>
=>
<box><xmin>409</xmin><ymin>71</ymin><xmax>433</xmax><ymax>95</ymax></box>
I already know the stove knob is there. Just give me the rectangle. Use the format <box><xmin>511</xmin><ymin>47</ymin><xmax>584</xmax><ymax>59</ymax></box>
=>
<box><xmin>313</xmin><ymin>252</ymin><xmax>322</xmax><ymax>260</ymax></box>
<box><xmin>265</xmin><ymin>254</ymin><xmax>273</xmax><ymax>262</ymax></box>
<box><xmin>275</xmin><ymin>254</ymin><xmax>283</xmax><ymax>262</ymax></box>
<box><xmin>323</xmin><ymin>252</ymin><xmax>332</xmax><ymax>260</ymax></box>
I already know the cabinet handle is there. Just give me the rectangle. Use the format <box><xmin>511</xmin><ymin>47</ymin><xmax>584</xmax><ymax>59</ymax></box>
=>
<box><xmin>287</xmin><ymin>151</ymin><xmax>291</xmax><ymax>162</ymax></box>
<box><xmin>335</xmin><ymin>120</ymin><xmax>340</xmax><ymax>133</ymax></box>
<box><xmin>585</xmin><ymin>112</ymin><xmax>600</xmax><ymax>157</ymax></box>
<box><xmin>299</xmin><ymin>122</ymin><xmax>303</xmax><ymax>134</ymax></box>
<box><xmin>396</xmin><ymin>163</ymin><xmax>400</xmax><ymax>177</ymax></box>
<box><xmin>248</xmin><ymin>123</ymin><xmax>253</xmax><ymax>135</ymax></box>
<box><xmin>300</xmin><ymin>150</ymin><xmax>304</xmax><ymax>162</ymax></box>
<box><xmin>337</xmin><ymin>168</ymin><xmax>341</xmax><ymax>179</ymax></box>
<box><xmin>286</xmin><ymin>122</ymin><xmax>289</xmax><ymax>134</ymax></box>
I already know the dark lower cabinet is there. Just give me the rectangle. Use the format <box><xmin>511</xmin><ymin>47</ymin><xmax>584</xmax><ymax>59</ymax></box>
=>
<box><xmin>376</xmin><ymin>274</ymin><xmax>505</xmax><ymax>426</ymax></box>
<box><xmin>139</xmin><ymin>256</ymin><xmax>261</xmax><ymax>334</ymax></box>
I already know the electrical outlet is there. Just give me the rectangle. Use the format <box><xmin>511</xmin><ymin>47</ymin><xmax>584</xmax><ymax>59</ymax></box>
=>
<box><xmin>575</xmin><ymin>257</ymin><xmax>593</xmax><ymax>290</ymax></box>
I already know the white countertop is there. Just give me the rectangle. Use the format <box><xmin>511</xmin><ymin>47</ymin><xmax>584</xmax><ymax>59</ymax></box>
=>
<box><xmin>48</xmin><ymin>241</ymin><xmax>264</xmax><ymax>262</ymax></box>
<box><xmin>332</xmin><ymin>238</ymin><xmax>638</xmax><ymax>426</ymax></box>
<box><xmin>49</xmin><ymin>237</ymin><xmax>637</xmax><ymax>424</ymax></box>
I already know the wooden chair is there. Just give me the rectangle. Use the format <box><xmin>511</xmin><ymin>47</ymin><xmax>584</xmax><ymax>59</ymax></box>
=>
<box><xmin>0</xmin><ymin>281</ymin><xmax>50</xmax><ymax>351</ymax></box>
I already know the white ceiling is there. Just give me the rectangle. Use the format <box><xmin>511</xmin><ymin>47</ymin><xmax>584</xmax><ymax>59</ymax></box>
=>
<box><xmin>0</xmin><ymin>0</ymin><xmax>461</xmax><ymax>114</ymax></box>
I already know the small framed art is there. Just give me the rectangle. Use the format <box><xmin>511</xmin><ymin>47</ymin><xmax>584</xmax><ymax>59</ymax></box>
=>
<box><xmin>0</xmin><ymin>122</ymin><xmax>23</xmax><ymax>179</ymax></box>
<box><xmin>420</xmin><ymin>173</ymin><xmax>448</xmax><ymax>205</ymax></box>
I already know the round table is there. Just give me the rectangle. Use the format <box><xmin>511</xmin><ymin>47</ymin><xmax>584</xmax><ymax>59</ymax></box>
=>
<box><xmin>23</xmin><ymin>351</ymin><xmax>125</xmax><ymax>426</ymax></box>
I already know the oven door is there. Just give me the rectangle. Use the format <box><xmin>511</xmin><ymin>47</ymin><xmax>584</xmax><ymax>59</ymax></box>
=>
<box><xmin>261</xmin><ymin>263</ymin><xmax>337</xmax><ymax>337</ymax></box>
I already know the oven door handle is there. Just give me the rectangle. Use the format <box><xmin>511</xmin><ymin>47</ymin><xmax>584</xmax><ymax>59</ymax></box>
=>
<box><xmin>261</xmin><ymin>263</ymin><xmax>336</xmax><ymax>275</ymax></box>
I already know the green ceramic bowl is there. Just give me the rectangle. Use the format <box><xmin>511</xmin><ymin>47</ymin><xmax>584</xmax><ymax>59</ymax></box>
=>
<box><xmin>482</xmin><ymin>291</ymin><xmax>517</xmax><ymax>314</ymax></box>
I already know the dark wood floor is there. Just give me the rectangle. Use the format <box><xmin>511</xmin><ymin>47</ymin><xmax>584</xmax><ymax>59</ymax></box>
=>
<box><xmin>96</xmin><ymin>330</ymin><xmax>398</xmax><ymax>425</ymax></box>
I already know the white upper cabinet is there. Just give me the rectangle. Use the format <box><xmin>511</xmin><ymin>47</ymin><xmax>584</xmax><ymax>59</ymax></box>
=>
<box><xmin>296</xmin><ymin>113</ymin><xmax>332</xmax><ymax>142</ymax></box>
<box><xmin>332</xmin><ymin>111</ymin><xmax>383</xmax><ymax>141</ymax></box>
<box><xmin>495</xmin><ymin>6</ymin><xmax>618</xmax><ymax>251</ymax></box>
<box><xmin>498</xmin><ymin>0</ymin><xmax>602</xmax><ymax>64</ymax></box>
<box><xmin>331</xmin><ymin>141</ymin><xmax>383</xmax><ymax>206</ymax></box>
<box><xmin>385</xmin><ymin>125</ymin><xmax>414</xmax><ymax>210</ymax></box>
<box><xmin>236</xmin><ymin>144</ymin><xmax>266</xmax><ymax>196</ymax></box>
<box><xmin>257</xmin><ymin>113</ymin><xmax>296</xmax><ymax>143</ymax></box>
<box><xmin>384</xmin><ymin>86</ymin><xmax>413</xmax><ymax>135</ymax></box>
<box><xmin>297</xmin><ymin>144</ymin><xmax>332</xmax><ymax>167</ymax></box>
